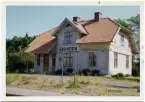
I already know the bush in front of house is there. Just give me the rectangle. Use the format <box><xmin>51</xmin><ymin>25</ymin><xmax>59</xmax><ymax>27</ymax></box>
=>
<box><xmin>55</xmin><ymin>69</ymin><xmax>68</xmax><ymax>75</ymax></box>
<box><xmin>112</xmin><ymin>73</ymin><xmax>124</xmax><ymax>79</ymax></box>
<box><xmin>82</xmin><ymin>68</ymin><xmax>91</xmax><ymax>76</ymax></box>
<box><xmin>55</xmin><ymin>69</ymin><xmax>62</xmax><ymax>75</ymax></box>
<box><xmin>125</xmin><ymin>74</ymin><xmax>131</xmax><ymax>77</ymax></box>
<box><xmin>91</xmin><ymin>69</ymin><xmax>100</xmax><ymax>76</ymax></box>
<box><xmin>66</xmin><ymin>68</ymin><xmax>74</xmax><ymax>75</ymax></box>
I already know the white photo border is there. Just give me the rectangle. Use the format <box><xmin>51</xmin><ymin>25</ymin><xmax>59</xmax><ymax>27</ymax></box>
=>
<box><xmin>1</xmin><ymin>0</ymin><xmax>144</xmax><ymax>101</ymax></box>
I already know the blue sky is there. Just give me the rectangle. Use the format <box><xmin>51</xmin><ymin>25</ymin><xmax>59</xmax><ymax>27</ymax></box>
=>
<box><xmin>6</xmin><ymin>6</ymin><xmax>140</xmax><ymax>38</ymax></box>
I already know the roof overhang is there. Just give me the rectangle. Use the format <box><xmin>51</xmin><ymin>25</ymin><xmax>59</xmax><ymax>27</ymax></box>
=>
<box><xmin>25</xmin><ymin>39</ymin><xmax>56</xmax><ymax>53</ymax></box>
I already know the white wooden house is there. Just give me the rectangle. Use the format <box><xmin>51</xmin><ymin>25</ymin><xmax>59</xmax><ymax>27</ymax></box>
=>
<box><xmin>26</xmin><ymin>12</ymin><xmax>137</xmax><ymax>75</ymax></box>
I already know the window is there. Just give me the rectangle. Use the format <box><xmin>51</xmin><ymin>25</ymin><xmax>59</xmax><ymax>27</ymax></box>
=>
<box><xmin>64</xmin><ymin>32</ymin><xmax>72</xmax><ymax>44</ymax></box>
<box><xmin>63</xmin><ymin>53</ymin><xmax>72</xmax><ymax>67</ymax></box>
<box><xmin>89</xmin><ymin>52</ymin><xmax>96</xmax><ymax>67</ymax></box>
<box><xmin>114</xmin><ymin>52</ymin><xmax>118</xmax><ymax>68</ymax></box>
<box><xmin>126</xmin><ymin>55</ymin><xmax>129</xmax><ymax>68</ymax></box>
<box><xmin>121</xmin><ymin>35</ymin><xmax>124</xmax><ymax>46</ymax></box>
<box><xmin>37</xmin><ymin>54</ymin><xmax>41</xmax><ymax>66</ymax></box>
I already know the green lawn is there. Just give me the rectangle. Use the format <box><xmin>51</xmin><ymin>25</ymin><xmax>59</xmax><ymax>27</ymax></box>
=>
<box><xmin>6</xmin><ymin>74</ymin><xmax>140</xmax><ymax>96</ymax></box>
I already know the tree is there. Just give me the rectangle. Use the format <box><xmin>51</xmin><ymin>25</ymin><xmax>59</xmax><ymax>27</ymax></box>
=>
<box><xmin>6</xmin><ymin>34</ymin><xmax>37</xmax><ymax>73</ymax></box>
<box><xmin>127</xmin><ymin>14</ymin><xmax>140</xmax><ymax>51</ymax></box>
<box><xmin>7</xmin><ymin>50</ymin><xmax>35</xmax><ymax>73</ymax></box>
<box><xmin>115</xmin><ymin>18</ymin><xmax>132</xmax><ymax>31</ymax></box>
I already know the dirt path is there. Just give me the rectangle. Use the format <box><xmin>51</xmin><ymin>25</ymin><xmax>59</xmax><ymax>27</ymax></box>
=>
<box><xmin>6</xmin><ymin>87</ymin><xmax>79</xmax><ymax>96</ymax></box>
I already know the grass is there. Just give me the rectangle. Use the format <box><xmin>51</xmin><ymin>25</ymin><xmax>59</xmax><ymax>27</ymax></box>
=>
<box><xmin>6</xmin><ymin>74</ymin><xmax>140</xmax><ymax>96</ymax></box>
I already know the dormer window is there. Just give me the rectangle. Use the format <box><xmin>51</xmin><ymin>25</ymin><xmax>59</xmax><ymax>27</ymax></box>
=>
<box><xmin>64</xmin><ymin>32</ymin><xmax>72</xmax><ymax>44</ymax></box>
<box><xmin>121</xmin><ymin>34</ymin><xmax>124</xmax><ymax>46</ymax></box>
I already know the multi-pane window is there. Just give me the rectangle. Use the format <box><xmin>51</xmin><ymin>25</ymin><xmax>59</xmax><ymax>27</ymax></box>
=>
<box><xmin>89</xmin><ymin>52</ymin><xmax>96</xmax><ymax>67</ymax></box>
<box><xmin>37</xmin><ymin>54</ymin><xmax>41</xmax><ymax>66</ymax></box>
<box><xmin>64</xmin><ymin>32</ymin><xmax>72</xmax><ymax>44</ymax></box>
<box><xmin>121</xmin><ymin>35</ymin><xmax>124</xmax><ymax>46</ymax></box>
<box><xmin>114</xmin><ymin>52</ymin><xmax>118</xmax><ymax>68</ymax></box>
<box><xmin>63</xmin><ymin>53</ymin><xmax>72</xmax><ymax>67</ymax></box>
<box><xmin>126</xmin><ymin>55</ymin><xmax>129</xmax><ymax>68</ymax></box>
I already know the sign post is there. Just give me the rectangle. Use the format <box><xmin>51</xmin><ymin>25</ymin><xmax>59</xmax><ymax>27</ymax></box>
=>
<box><xmin>59</xmin><ymin>45</ymin><xmax>78</xmax><ymax>86</ymax></box>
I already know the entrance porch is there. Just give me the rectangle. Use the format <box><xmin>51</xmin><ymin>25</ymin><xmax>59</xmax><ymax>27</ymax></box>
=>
<box><xmin>34</xmin><ymin>53</ymin><xmax>56</xmax><ymax>74</ymax></box>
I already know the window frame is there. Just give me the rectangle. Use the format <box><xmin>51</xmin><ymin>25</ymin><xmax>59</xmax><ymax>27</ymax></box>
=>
<box><xmin>114</xmin><ymin>52</ymin><xmax>118</xmax><ymax>68</ymax></box>
<box><xmin>63</xmin><ymin>53</ymin><xmax>73</xmax><ymax>67</ymax></box>
<box><xmin>88</xmin><ymin>51</ymin><xmax>96</xmax><ymax>67</ymax></box>
<box><xmin>64</xmin><ymin>32</ymin><xmax>72</xmax><ymax>44</ymax></box>
<box><xmin>126</xmin><ymin>55</ymin><xmax>129</xmax><ymax>68</ymax></box>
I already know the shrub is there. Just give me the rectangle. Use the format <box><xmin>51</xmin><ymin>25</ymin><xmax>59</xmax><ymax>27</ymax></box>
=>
<box><xmin>66</xmin><ymin>68</ymin><xmax>74</xmax><ymax>75</ymax></box>
<box><xmin>77</xmin><ymin>70</ymin><xmax>83</xmax><ymax>76</ymax></box>
<box><xmin>82</xmin><ymin>68</ymin><xmax>91</xmax><ymax>76</ymax></box>
<box><xmin>55</xmin><ymin>69</ymin><xmax>62</xmax><ymax>75</ymax></box>
<box><xmin>91</xmin><ymin>69</ymin><xmax>100</xmax><ymax>76</ymax></box>
<box><xmin>112</xmin><ymin>73</ymin><xmax>124</xmax><ymax>79</ymax></box>
<box><xmin>117</xmin><ymin>73</ymin><xmax>124</xmax><ymax>77</ymax></box>
<box><xmin>125</xmin><ymin>74</ymin><xmax>131</xmax><ymax>77</ymax></box>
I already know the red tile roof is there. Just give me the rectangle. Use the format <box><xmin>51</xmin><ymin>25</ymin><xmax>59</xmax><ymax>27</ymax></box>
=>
<box><xmin>76</xmin><ymin>18</ymin><xmax>119</xmax><ymax>43</ymax></box>
<box><xmin>26</xmin><ymin>17</ymin><xmax>136</xmax><ymax>53</ymax></box>
<box><xmin>25</xmin><ymin>28</ymin><xmax>56</xmax><ymax>53</ymax></box>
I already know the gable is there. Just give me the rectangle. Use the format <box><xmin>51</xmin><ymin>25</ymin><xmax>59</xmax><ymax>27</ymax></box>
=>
<box><xmin>56</xmin><ymin>22</ymin><xmax>81</xmax><ymax>45</ymax></box>
<box><xmin>111</xmin><ymin>28</ymin><xmax>137</xmax><ymax>53</ymax></box>
<box><xmin>52</xmin><ymin>18</ymin><xmax>88</xmax><ymax>36</ymax></box>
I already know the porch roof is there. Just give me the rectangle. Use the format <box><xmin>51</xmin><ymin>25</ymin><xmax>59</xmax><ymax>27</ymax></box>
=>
<box><xmin>25</xmin><ymin>28</ymin><xmax>57</xmax><ymax>53</ymax></box>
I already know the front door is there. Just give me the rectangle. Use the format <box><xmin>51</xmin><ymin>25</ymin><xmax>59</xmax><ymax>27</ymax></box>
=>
<box><xmin>43</xmin><ymin>54</ymin><xmax>49</xmax><ymax>73</ymax></box>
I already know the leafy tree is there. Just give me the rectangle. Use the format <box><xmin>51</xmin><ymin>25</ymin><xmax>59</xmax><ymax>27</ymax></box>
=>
<box><xmin>127</xmin><ymin>14</ymin><xmax>140</xmax><ymax>51</ymax></box>
<box><xmin>6</xmin><ymin>33</ymin><xmax>37</xmax><ymax>73</ymax></box>
<box><xmin>115</xmin><ymin>18</ymin><xmax>132</xmax><ymax>31</ymax></box>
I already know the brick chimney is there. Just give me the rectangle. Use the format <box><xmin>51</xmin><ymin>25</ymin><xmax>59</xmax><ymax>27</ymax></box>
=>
<box><xmin>94</xmin><ymin>12</ymin><xmax>102</xmax><ymax>21</ymax></box>
<box><xmin>73</xmin><ymin>17</ymin><xmax>78</xmax><ymax>22</ymax></box>
<box><xmin>73</xmin><ymin>16</ymin><xmax>82</xmax><ymax>22</ymax></box>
